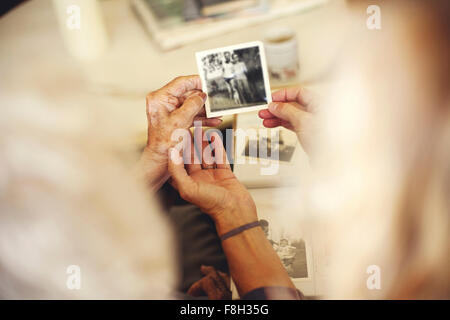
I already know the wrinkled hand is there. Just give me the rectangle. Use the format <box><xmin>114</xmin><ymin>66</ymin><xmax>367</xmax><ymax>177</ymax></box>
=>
<box><xmin>168</xmin><ymin>131</ymin><xmax>257</xmax><ymax>234</ymax></box>
<box><xmin>258</xmin><ymin>87</ymin><xmax>316</xmax><ymax>153</ymax></box>
<box><xmin>187</xmin><ymin>265</ymin><xmax>232</xmax><ymax>300</ymax></box>
<box><xmin>137</xmin><ymin>75</ymin><xmax>222</xmax><ymax>190</ymax></box>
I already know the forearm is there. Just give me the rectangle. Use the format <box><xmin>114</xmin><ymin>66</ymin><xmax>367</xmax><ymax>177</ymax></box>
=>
<box><xmin>215</xmin><ymin>211</ymin><xmax>296</xmax><ymax>297</ymax></box>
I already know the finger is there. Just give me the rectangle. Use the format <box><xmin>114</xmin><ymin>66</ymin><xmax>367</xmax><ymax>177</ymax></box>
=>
<box><xmin>262</xmin><ymin>118</ymin><xmax>295</xmax><ymax>131</ymax></box>
<box><xmin>200</xmin><ymin>265</ymin><xmax>216</xmax><ymax>276</ymax></box>
<box><xmin>262</xmin><ymin>118</ymin><xmax>282</xmax><ymax>128</ymax></box>
<box><xmin>207</xmin><ymin>271</ymin><xmax>230</xmax><ymax>298</ymax></box>
<box><xmin>168</xmin><ymin>148</ymin><xmax>197</xmax><ymax>200</ymax></box>
<box><xmin>258</xmin><ymin>109</ymin><xmax>276</xmax><ymax>119</ymax></box>
<box><xmin>193</xmin><ymin>125</ymin><xmax>203</xmax><ymax>165</ymax></box>
<box><xmin>267</xmin><ymin>102</ymin><xmax>303</xmax><ymax>131</ymax></box>
<box><xmin>161</xmin><ymin>75</ymin><xmax>202</xmax><ymax>98</ymax></box>
<box><xmin>193</xmin><ymin>117</ymin><xmax>223</xmax><ymax>127</ymax></box>
<box><xmin>171</xmin><ymin>92</ymin><xmax>207</xmax><ymax>127</ymax></box>
<box><xmin>186</xmin><ymin>133</ymin><xmax>202</xmax><ymax>175</ymax></box>
<box><xmin>269</xmin><ymin>101</ymin><xmax>302</xmax><ymax>112</ymax></box>
<box><xmin>202</xmin><ymin>130</ymin><xmax>215</xmax><ymax>168</ymax></box>
<box><xmin>167</xmin><ymin>148</ymin><xmax>184</xmax><ymax>191</ymax></box>
<box><xmin>187</xmin><ymin>279</ymin><xmax>206</xmax><ymax>297</ymax></box>
<box><xmin>203</xmin><ymin>276</ymin><xmax>223</xmax><ymax>300</ymax></box>
<box><xmin>210</xmin><ymin>132</ymin><xmax>230</xmax><ymax>170</ymax></box>
<box><xmin>146</xmin><ymin>76</ymin><xmax>202</xmax><ymax>117</ymax></box>
<box><xmin>178</xmin><ymin>89</ymin><xmax>203</xmax><ymax>105</ymax></box>
<box><xmin>202</xmin><ymin>266</ymin><xmax>229</xmax><ymax>289</ymax></box>
<box><xmin>272</xmin><ymin>87</ymin><xmax>313</xmax><ymax>108</ymax></box>
<box><xmin>217</xmin><ymin>271</ymin><xmax>231</xmax><ymax>290</ymax></box>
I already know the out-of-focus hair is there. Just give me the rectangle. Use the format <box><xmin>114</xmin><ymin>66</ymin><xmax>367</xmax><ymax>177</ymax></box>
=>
<box><xmin>312</xmin><ymin>0</ymin><xmax>449</xmax><ymax>299</ymax></box>
<box><xmin>0</xmin><ymin>98</ymin><xmax>176</xmax><ymax>298</ymax></box>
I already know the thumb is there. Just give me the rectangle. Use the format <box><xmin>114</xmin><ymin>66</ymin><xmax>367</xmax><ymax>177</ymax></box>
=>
<box><xmin>172</xmin><ymin>92</ymin><xmax>207</xmax><ymax>126</ymax></box>
<box><xmin>268</xmin><ymin>102</ymin><xmax>302</xmax><ymax>130</ymax></box>
<box><xmin>168</xmin><ymin>148</ymin><xmax>197</xmax><ymax>199</ymax></box>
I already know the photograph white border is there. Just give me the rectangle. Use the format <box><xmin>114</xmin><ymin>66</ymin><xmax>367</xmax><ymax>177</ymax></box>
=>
<box><xmin>195</xmin><ymin>41</ymin><xmax>272</xmax><ymax>118</ymax></box>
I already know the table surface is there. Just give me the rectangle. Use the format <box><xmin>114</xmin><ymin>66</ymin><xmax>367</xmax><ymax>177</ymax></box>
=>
<box><xmin>0</xmin><ymin>0</ymin><xmax>349</xmax><ymax>297</ymax></box>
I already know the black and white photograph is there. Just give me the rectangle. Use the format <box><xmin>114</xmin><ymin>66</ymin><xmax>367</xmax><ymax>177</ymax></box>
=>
<box><xmin>196</xmin><ymin>41</ymin><xmax>272</xmax><ymax>117</ymax></box>
<box><xmin>242</xmin><ymin>130</ymin><xmax>297</xmax><ymax>162</ymax></box>
<box><xmin>260</xmin><ymin>219</ymin><xmax>309</xmax><ymax>279</ymax></box>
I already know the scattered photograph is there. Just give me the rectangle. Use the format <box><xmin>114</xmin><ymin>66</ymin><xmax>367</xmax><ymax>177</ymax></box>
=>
<box><xmin>260</xmin><ymin>219</ymin><xmax>308</xmax><ymax>278</ymax></box>
<box><xmin>242</xmin><ymin>130</ymin><xmax>297</xmax><ymax>162</ymax></box>
<box><xmin>196</xmin><ymin>41</ymin><xmax>272</xmax><ymax>117</ymax></box>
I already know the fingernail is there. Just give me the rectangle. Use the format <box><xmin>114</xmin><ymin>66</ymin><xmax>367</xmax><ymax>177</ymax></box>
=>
<box><xmin>169</xmin><ymin>148</ymin><xmax>176</xmax><ymax>160</ymax></box>
<box><xmin>269</xmin><ymin>102</ymin><xmax>279</xmax><ymax>111</ymax></box>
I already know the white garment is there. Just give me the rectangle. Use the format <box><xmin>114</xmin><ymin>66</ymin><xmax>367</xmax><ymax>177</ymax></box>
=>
<box><xmin>233</xmin><ymin>62</ymin><xmax>247</xmax><ymax>78</ymax></box>
<box><xmin>223</xmin><ymin>62</ymin><xmax>234</xmax><ymax>78</ymax></box>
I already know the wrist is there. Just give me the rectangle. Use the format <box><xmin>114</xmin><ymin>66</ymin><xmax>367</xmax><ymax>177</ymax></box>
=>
<box><xmin>213</xmin><ymin>205</ymin><xmax>258</xmax><ymax>237</ymax></box>
<box><xmin>136</xmin><ymin>146</ymin><xmax>170</xmax><ymax>190</ymax></box>
<box><xmin>142</xmin><ymin>145</ymin><xmax>169</xmax><ymax>164</ymax></box>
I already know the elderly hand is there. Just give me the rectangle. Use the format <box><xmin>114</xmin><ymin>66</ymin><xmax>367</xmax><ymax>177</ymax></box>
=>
<box><xmin>168</xmin><ymin>131</ymin><xmax>257</xmax><ymax>235</ymax></box>
<box><xmin>170</xmin><ymin>131</ymin><xmax>297</xmax><ymax>297</ymax></box>
<box><xmin>258</xmin><ymin>87</ymin><xmax>316</xmax><ymax>154</ymax></box>
<box><xmin>187</xmin><ymin>265</ymin><xmax>232</xmax><ymax>300</ymax></box>
<box><xmin>137</xmin><ymin>75</ymin><xmax>222</xmax><ymax>190</ymax></box>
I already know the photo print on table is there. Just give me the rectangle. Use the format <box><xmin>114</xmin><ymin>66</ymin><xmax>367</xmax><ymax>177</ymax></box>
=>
<box><xmin>242</xmin><ymin>129</ymin><xmax>297</xmax><ymax>162</ymax></box>
<box><xmin>259</xmin><ymin>218</ymin><xmax>309</xmax><ymax>279</ymax></box>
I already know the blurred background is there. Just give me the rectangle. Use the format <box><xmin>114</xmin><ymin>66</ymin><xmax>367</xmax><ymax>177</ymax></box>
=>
<box><xmin>0</xmin><ymin>0</ymin><xmax>347</xmax><ymax>153</ymax></box>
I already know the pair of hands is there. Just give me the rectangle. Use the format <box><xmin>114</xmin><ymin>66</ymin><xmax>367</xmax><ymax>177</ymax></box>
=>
<box><xmin>137</xmin><ymin>76</ymin><xmax>221</xmax><ymax>191</ymax></box>
<box><xmin>138</xmin><ymin>75</ymin><xmax>315</xmax><ymax>231</ymax></box>
<box><xmin>137</xmin><ymin>75</ymin><xmax>255</xmax><ymax>232</ymax></box>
